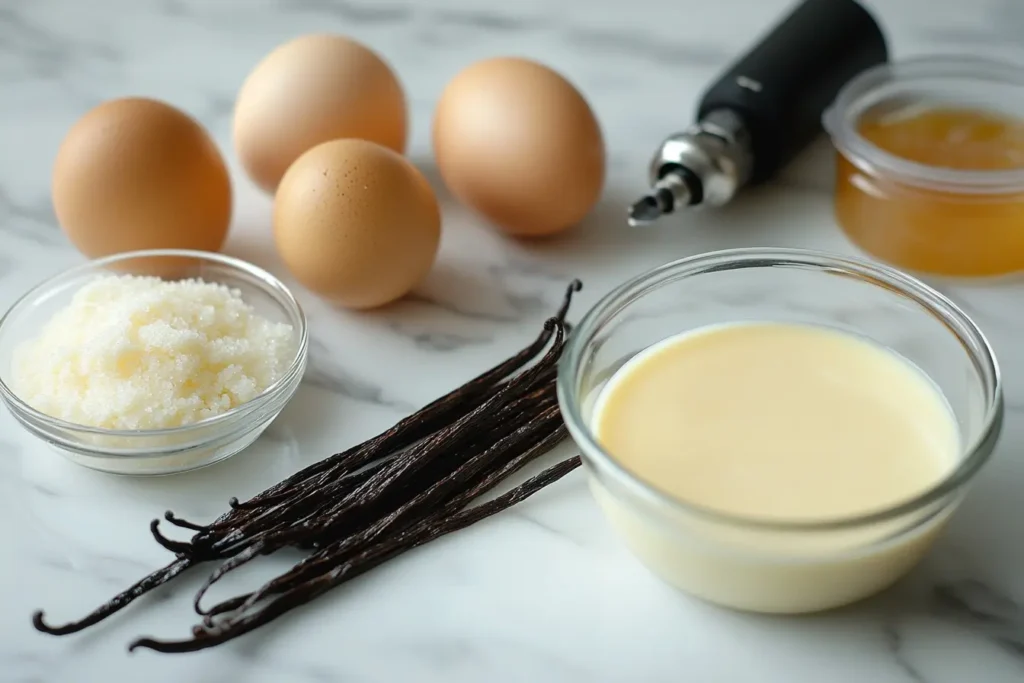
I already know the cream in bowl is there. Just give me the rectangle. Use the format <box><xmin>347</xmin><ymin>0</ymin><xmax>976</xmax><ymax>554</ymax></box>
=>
<box><xmin>557</xmin><ymin>248</ymin><xmax>1002</xmax><ymax>614</ymax></box>
<box><xmin>0</xmin><ymin>249</ymin><xmax>308</xmax><ymax>476</ymax></box>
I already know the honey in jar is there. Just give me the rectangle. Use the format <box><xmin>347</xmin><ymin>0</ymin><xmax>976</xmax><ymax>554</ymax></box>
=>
<box><xmin>825</xmin><ymin>58</ymin><xmax>1024</xmax><ymax>277</ymax></box>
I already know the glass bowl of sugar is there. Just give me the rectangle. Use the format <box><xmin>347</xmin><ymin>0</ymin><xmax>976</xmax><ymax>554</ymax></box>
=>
<box><xmin>0</xmin><ymin>249</ymin><xmax>308</xmax><ymax>475</ymax></box>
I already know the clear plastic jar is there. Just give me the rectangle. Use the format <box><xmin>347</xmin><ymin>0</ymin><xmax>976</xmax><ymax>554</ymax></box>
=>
<box><xmin>823</xmin><ymin>57</ymin><xmax>1024</xmax><ymax>277</ymax></box>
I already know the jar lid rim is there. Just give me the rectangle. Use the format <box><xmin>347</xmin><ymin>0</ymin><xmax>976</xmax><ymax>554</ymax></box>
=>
<box><xmin>823</xmin><ymin>55</ymin><xmax>1024</xmax><ymax>193</ymax></box>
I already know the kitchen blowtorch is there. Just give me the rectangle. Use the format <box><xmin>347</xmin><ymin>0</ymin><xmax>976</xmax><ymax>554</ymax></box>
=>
<box><xmin>629</xmin><ymin>0</ymin><xmax>888</xmax><ymax>226</ymax></box>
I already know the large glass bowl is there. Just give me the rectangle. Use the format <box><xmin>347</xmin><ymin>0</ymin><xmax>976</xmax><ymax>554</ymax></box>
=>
<box><xmin>0</xmin><ymin>249</ymin><xmax>308</xmax><ymax>476</ymax></box>
<box><xmin>557</xmin><ymin>248</ymin><xmax>1002</xmax><ymax>613</ymax></box>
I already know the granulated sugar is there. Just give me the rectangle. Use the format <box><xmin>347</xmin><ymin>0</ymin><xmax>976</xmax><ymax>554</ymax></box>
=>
<box><xmin>11</xmin><ymin>274</ymin><xmax>296</xmax><ymax>430</ymax></box>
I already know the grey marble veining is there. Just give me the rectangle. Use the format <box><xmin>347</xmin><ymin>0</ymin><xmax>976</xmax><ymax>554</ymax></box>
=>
<box><xmin>3</xmin><ymin>0</ymin><xmax>1024</xmax><ymax>681</ymax></box>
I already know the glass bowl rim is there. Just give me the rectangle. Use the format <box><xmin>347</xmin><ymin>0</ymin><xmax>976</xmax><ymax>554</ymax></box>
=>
<box><xmin>823</xmin><ymin>54</ymin><xmax>1024</xmax><ymax>194</ymax></box>
<box><xmin>556</xmin><ymin>247</ymin><xmax>1004</xmax><ymax>532</ymax></box>
<box><xmin>0</xmin><ymin>248</ymin><xmax>309</xmax><ymax>441</ymax></box>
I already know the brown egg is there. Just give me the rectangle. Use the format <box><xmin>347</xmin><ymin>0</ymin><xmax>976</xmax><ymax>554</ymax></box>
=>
<box><xmin>234</xmin><ymin>34</ymin><xmax>407</xmax><ymax>194</ymax></box>
<box><xmin>432</xmin><ymin>57</ymin><xmax>605</xmax><ymax>237</ymax></box>
<box><xmin>52</xmin><ymin>98</ymin><xmax>232</xmax><ymax>259</ymax></box>
<box><xmin>273</xmin><ymin>139</ymin><xmax>440</xmax><ymax>309</ymax></box>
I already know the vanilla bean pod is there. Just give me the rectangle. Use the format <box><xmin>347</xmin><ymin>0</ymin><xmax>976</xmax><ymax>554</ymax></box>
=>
<box><xmin>170</xmin><ymin>282</ymin><xmax>577</xmax><ymax>551</ymax></box>
<box><xmin>33</xmin><ymin>558</ymin><xmax>193</xmax><ymax>635</ymax></box>
<box><xmin>197</xmin><ymin>417</ymin><xmax>568</xmax><ymax>622</ymax></box>
<box><xmin>156</xmin><ymin>350</ymin><xmax>555</xmax><ymax>559</ymax></box>
<box><xmin>191</xmin><ymin>389</ymin><xmax>563</xmax><ymax>614</ymax></box>
<box><xmin>230</xmin><ymin>447</ymin><xmax>579</xmax><ymax>627</ymax></box>
<box><xmin>176</xmin><ymin>321</ymin><xmax>566</xmax><ymax>556</ymax></box>
<box><xmin>235</xmin><ymin>330</ymin><xmax>565</xmax><ymax>554</ymax></box>
<box><xmin>197</xmin><ymin>405</ymin><xmax>565</xmax><ymax>619</ymax></box>
<box><xmin>32</xmin><ymin>280</ymin><xmax>583</xmax><ymax>648</ymax></box>
<box><xmin>130</xmin><ymin>455</ymin><xmax>583</xmax><ymax>654</ymax></box>
<box><xmin>219</xmin><ymin>389</ymin><xmax>559</xmax><ymax>562</ymax></box>
<box><xmin>218</xmin><ymin>381</ymin><xmax>560</xmax><ymax>559</ymax></box>
<box><xmin>231</xmin><ymin>292</ymin><xmax>572</xmax><ymax>506</ymax></box>
<box><xmin>164</xmin><ymin>318</ymin><xmax>561</xmax><ymax>549</ymax></box>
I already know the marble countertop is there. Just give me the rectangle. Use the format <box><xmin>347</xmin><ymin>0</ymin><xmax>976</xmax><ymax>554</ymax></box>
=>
<box><xmin>3</xmin><ymin>0</ymin><xmax>1024</xmax><ymax>681</ymax></box>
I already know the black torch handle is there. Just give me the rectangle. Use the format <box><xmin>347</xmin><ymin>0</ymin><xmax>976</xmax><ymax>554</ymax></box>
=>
<box><xmin>697</xmin><ymin>0</ymin><xmax>888</xmax><ymax>185</ymax></box>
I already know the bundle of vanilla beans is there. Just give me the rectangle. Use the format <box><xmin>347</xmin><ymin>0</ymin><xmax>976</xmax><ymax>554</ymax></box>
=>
<box><xmin>32</xmin><ymin>281</ymin><xmax>584</xmax><ymax>654</ymax></box>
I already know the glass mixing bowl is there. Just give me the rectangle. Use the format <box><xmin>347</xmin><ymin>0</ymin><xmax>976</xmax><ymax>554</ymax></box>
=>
<box><xmin>0</xmin><ymin>249</ymin><xmax>308</xmax><ymax>476</ymax></box>
<box><xmin>557</xmin><ymin>247</ymin><xmax>1003</xmax><ymax>613</ymax></box>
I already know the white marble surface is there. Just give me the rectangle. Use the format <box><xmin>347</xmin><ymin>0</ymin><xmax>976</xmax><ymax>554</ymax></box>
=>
<box><xmin>3</xmin><ymin>0</ymin><xmax>1024</xmax><ymax>680</ymax></box>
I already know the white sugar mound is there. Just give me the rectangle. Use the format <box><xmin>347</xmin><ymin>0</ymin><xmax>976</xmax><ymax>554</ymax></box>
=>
<box><xmin>11</xmin><ymin>274</ymin><xmax>297</xmax><ymax>430</ymax></box>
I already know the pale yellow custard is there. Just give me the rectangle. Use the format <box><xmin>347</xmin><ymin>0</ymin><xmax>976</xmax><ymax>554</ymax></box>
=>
<box><xmin>589</xmin><ymin>322</ymin><xmax>962</xmax><ymax>613</ymax></box>
<box><xmin>593</xmin><ymin>322</ymin><xmax>959</xmax><ymax>520</ymax></box>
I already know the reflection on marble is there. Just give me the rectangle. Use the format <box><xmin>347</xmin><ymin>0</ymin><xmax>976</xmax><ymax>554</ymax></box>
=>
<box><xmin>3</xmin><ymin>0</ymin><xmax>1024</xmax><ymax>681</ymax></box>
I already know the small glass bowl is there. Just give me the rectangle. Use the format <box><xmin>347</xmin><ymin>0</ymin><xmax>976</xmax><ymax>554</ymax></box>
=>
<box><xmin>557</xmin><ymin>248</ymin><xmax>1003</xmax><ymax>614</ymax></box>
<box><xmin>0</xmin><ymin>249</ymin><xmax>308</xmax><ymax>476</ymax></box>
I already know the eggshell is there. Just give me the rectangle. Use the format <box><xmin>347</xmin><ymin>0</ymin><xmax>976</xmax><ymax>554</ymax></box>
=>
<box><xmin>273</xmin><ymin>139</ymin><xmax>440</xmax><ymax>309</ymax></box>
<box><xmin>234</xmin><ymin>34</ymin><xmax>407</xmax><ymax>194</ymax></box>
<box><xmin>52</xmin><ymin>98</ymin><xmax>232</xmax><ymax>259</ymax></box>
<box><xmin>432</xmin><ymin>57</ymin><xmax>605</xmax><ymax>237</ymax></box>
